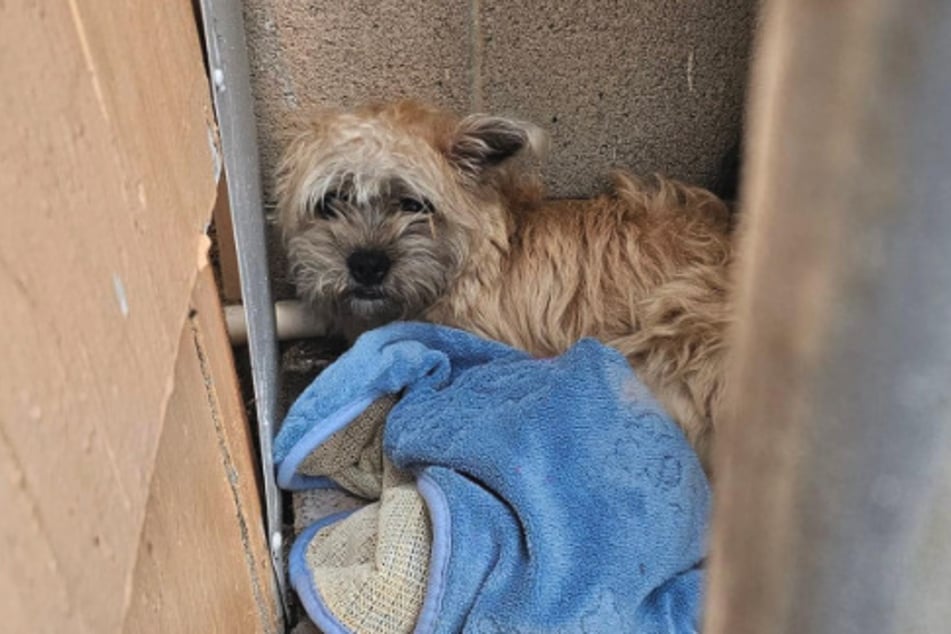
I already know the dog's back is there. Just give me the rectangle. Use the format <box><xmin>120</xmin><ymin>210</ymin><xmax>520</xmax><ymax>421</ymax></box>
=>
<box><xmin>275</xmin><ymin>100</ymin><xmax>733</xmax><ymax>468</ymax></box>
<box><xmin>429</xmin><ymin>173</ymin><xmax>733</xmax><ymax>464</ymax></box>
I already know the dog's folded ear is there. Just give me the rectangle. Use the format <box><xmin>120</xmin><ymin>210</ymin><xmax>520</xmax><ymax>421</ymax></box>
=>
<box><xmin>447</xmin><ymin>115</ymin><xmax>548</xmax><ymax>177</ymax></box>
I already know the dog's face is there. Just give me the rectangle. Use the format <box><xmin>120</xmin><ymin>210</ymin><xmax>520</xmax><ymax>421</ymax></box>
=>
<box><xmin>274</xmin><ymin>101</ymin><xmax>544</xmax><ymax>337</ymax></box>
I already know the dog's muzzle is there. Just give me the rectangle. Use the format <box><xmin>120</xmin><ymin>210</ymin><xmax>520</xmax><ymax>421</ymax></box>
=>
<box><xmin>347</xmin><ymin>249</ymin><xmax>391</xmax><ymax>287</ymax></box>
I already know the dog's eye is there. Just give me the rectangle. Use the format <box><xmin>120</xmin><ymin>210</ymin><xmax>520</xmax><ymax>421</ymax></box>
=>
<box><xmin>314</xmin><ymin>191</ymin><xmax>340</xmax><ymax>219</ymax></box>
<box><xmin>398</xmin><ymin>197</ymin><xmax>433</xmax><ymax>214</ymax></box>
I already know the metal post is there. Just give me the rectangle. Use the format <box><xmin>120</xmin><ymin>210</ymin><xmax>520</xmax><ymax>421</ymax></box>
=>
<box><xmin>198</xmin><ymin>0</ymin><xmax>288</xmax><ymax>624</ymax></box>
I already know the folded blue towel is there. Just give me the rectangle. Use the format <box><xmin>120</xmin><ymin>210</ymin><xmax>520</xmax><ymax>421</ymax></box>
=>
<box><xmin>276</xmin><ymin>322</ymin><xmax>710</xmax><ymax>633</ymax></box>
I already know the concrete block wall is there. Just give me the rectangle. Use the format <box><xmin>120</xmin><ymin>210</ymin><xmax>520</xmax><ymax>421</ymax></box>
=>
<box><xmin>243</xmin><ymin>0</ymin><xmax>757</xmax><ymax>295</ymax></box>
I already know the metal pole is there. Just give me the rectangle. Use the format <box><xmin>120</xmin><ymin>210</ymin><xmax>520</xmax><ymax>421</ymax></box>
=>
<box><xmin>198</xmin><ymin>1</ymin><xmax>288</xmax><ymax>624</ymax></box>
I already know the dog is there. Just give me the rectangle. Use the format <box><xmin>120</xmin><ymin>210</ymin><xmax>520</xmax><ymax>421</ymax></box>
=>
<box><xmin>274</xmin><ymin>100</ymin><xmax>733</xmax><ymax>468</ymax></box>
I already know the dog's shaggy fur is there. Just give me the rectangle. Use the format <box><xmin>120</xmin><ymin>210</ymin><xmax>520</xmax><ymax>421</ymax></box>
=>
<box><xmin>275</xmin><ymin>100</ymin><xmax>733</xmax><ymax>467</ymax></box>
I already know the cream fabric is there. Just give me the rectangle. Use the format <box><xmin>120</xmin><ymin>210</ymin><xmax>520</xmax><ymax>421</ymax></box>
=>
<box><xmin>297</xmin><ymin>395</ymin><xmax>431</xmax><ymax>634</ymax></box>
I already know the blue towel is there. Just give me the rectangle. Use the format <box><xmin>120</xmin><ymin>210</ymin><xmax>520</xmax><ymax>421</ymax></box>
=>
<box><xmin>276</xmin><ymin>322</ymin><xmax>710</xmax><ymax>633</ymax></box>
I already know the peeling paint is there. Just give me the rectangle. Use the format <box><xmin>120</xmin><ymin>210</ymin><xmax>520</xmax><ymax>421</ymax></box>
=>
<box><xmin>206</xmin><ymin>122</ymin><xmax>223</xmax><ymax>184</ymax></box>
<box><xmin>196</xmin><ymin>234</ymin><xmax>212</xmax><ymax>270</ymax></box>
<box><xmin>112</xmin><ymin>273</ymin><xmax>129</xmax><ymax>318</ymax></box>
<box><xmin>212</xmin><ymin>67</ymin><xmax>226</xmax><ymax>92</ymax></box>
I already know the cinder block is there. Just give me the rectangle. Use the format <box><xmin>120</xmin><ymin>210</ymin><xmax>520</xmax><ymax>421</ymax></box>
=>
<box><xmin>477</xmin><ymin>0</ymin><xmax>757</xmax><ymax>197</ymax></box>
<box><xmin>242</xmin><ymin>0</ymin><xmax>756</xmax><ymax>297</ymax></box>
<box><xmin>244</xmin><ymin>0</ymin><xmax>472</xmax><ymax>196</ymax></box>
<box><xmin>243</xmin><ymin>0</ymin><xmax>473</xmax><ymax>297</ymax></box>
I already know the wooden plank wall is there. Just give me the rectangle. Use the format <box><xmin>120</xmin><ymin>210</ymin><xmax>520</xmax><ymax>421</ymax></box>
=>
<box><xmin>124</xmin><ymin>268</ymin><xmax>280</xmax><ymax>633</ymax></box>
<box><xmin>705</xmin><ymin>1</ymin><xmax>951</xmax><ymax>633</ymax></box>
<box><xmin>0</xmin><ymin>1</ymin><xmax>280</xmax><ymax>631</ymax></box>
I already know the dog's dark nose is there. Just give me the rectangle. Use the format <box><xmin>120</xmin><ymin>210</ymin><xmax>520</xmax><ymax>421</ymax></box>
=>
<box><xmin>347</xmin><ymin>249</ymin><xmax>391</xmax><ymax>286</ymax></box>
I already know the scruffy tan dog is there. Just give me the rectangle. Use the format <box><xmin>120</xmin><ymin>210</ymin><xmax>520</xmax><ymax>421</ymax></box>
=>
<box><xmin>275</xmin><ymin>101</ymin><xmax>733</xmax><ymax>466</ymax></box>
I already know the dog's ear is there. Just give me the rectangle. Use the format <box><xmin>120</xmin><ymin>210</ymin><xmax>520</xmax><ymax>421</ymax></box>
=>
<box><xmin>447</xmin><ymin>115</ymin><xmax>547</xmax><ymax>177</ymax></box>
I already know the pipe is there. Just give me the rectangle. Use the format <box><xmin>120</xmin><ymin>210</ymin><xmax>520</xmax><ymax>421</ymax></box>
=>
<box><xmin>225</xmin><ymin>300</ymin><xmax>326</xmax><ymax>345</ymax></box>
<box><xmin>198</xmin><ymin>0</ymin><xmax>288</xmax><ymax>624</ymax></box>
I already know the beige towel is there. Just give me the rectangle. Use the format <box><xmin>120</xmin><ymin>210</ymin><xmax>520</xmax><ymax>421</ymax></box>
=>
<box><xmin>295</xmin><ymin>395</ymin><xmax>431</xmax><ymax>634</ymax></box>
